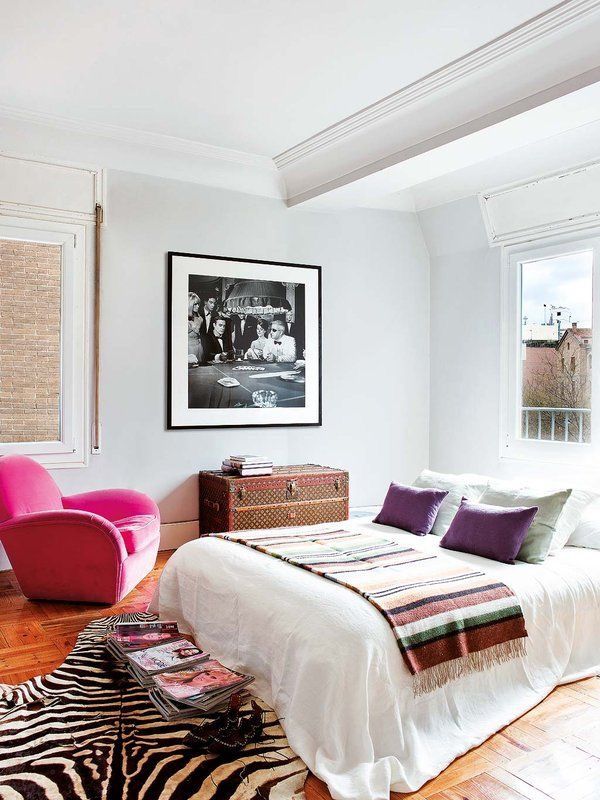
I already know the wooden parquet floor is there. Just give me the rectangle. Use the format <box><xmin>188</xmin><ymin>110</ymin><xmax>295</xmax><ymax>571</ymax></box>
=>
<box><xmin>1</xmin><ymin>550</ymin><xmax>599</xmax><ymax>800</ymax></box>
<box><xmin>0</xmin><ymin>550</ymin><xmax>172</xmax><ymax>684</ymax></box>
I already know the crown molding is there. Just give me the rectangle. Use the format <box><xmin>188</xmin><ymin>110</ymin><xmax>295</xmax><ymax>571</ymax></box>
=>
<box><xmin>0</xmin><ymin>104</ymin><xmax>276</xmax><ymax>171</ymax></box>
<box><xmin>274</xmin><ymin>0</ymin><xmax>600</xmax><ymax>169</ymax></box>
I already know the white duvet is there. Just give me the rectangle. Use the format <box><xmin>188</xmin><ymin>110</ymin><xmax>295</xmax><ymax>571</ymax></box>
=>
<box><xmin>149</xmin><ymin>519</ymin><xmax>600</xmax><ymax>800</ymax></box>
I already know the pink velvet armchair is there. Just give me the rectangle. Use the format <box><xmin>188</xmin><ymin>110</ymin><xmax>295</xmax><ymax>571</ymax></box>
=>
<box><xmin>0</xmin><ymin>454</ymin><xmax>160</xmax><ymax>604</ymax></box>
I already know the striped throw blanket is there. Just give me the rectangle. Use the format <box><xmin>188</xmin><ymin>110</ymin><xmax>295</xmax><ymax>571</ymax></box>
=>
<box><xmin>214</xmin><ymin>528</ymin><xmax>528</xmax><ymax>694</ymax></box>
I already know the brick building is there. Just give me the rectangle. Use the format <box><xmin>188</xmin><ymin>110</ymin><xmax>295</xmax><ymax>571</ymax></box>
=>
<box><xmin>0</xmin><ymin>240</ymin><xmax>61</xmax><ymax>443</ymax></box>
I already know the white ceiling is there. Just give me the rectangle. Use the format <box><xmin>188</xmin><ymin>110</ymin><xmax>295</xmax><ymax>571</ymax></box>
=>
<box><xmin>0</xmin><ymin>0</ymin><xmax>557</xmax><ymax>156</ymax></box>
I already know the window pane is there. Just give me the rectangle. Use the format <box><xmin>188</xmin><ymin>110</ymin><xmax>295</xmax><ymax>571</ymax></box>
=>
<box><xmin>0</xmin><ymin>239</ymin><xmax>62</xmax><ymax>443</ymax></box>
<box><xmin>521</xmin><ymin>250</ymin><xmax>593</xmax><ymax>443</ymax></box>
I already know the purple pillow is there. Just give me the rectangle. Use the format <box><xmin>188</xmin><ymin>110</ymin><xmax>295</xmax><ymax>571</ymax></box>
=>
<box><xmin>440</xmin><ymin>499</ymin><xmax>538</xmax><ymax>564</ymax></box>
<box><xmin>374</xmin><ymin>482</ymin><xmax>448</xmax><ymax>535</ymax></box>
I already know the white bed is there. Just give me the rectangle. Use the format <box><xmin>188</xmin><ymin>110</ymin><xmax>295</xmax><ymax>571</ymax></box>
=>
<box><xmin>149</xmin><ymin>518</ymin><xmax>600</xmax><ymax>800</ymax></box>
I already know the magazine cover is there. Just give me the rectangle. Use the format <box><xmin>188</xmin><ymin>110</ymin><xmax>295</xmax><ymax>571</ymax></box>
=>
<box><xmin>113</xmin><ymin>620</ymin><xmax>178</xmax><ymax>636</ymax></box>
<box><xmin>127</xmin><ymin>639</ymin><xmax>208</xmax><ymax>674</ymax></box>
<box><xmin>153</xmin><ymin>659</ymin><xmax>249</xmax><ymax>700</ymax></box>
<box><xmin>110</xmin><ymin>622</ymin><xmax>181</xmax><ymax>650</ymax></box>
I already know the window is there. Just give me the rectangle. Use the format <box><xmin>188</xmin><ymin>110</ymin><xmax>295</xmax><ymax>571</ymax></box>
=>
<box><xmin>502</xmin><ymin>234</ymin><xmax>600</xmax><ymax>463</ymax></box>
<box><xmin>0</xmin><ymin>218</ymin><xmax>86</xmax><ymax>466</ymax></box>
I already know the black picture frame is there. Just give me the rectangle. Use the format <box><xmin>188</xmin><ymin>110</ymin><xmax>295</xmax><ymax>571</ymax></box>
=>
<box><xmin>167</xmin><ymin>251</ymin><xmax>322</xmax><ymax>429</ymax></box>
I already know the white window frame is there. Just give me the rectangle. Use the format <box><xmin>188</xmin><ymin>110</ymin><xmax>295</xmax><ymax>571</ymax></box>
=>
<box><xmin>0</xmin><ymin>216</ymin><xmax>87</xmax><ymax>467</ymax></box>
<box><xmin>500</xmin><ymin>232</ymin><xmax>600</xmax><ymax>465</ymax></box>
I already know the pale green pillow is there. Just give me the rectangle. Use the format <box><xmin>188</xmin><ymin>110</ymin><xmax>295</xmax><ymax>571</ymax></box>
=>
<box><xmin>479</xmin><ymin>486</ymin><xmax>572</xmax><ymax>564</ymax></box>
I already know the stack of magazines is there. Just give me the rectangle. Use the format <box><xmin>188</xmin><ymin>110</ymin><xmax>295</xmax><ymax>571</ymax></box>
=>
<box><xmin>107</xmin><ymin>620</ymin><xmax>254</xmax><ymax>720</ymax></box>
<box><xmin>150</xmin><ymin>660</ymin><xmax>254</xmax><ymax>720</ymax></box>
<box><xmin>106</xmin><ymin>620</ymin><xmax>182</xmax><ymax>659</ymax></box>
<box><xmin>126</xmin><ymin>637</ymin><xmax>210</xmax><ymax>687</ymax></box>
<box><xmin>221</xmin><ymin>454</ymin><xmax>273</xmax><ymax>476</ymax></box>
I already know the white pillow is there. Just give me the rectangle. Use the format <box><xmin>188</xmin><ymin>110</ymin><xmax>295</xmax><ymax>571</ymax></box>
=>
<box><xmin>567</xmin><ymin>497</ymin><xmax>600</xmax><ymax>549</ymax></box>
<box><xmin>552</xmin><ymin>488</ymin><xmax>600</xmax><ymax>552</ymax></box>
<box><xmin>413</xmin><ymin>469</ymin><xmax>489</xmax><ymax>536</ymax></box>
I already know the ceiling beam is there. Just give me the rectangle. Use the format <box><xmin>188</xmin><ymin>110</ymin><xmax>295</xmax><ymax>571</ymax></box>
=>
<box><xmin>277</xmin><ymin>0</ymin><xmax>600</xmax><ymax>207</ymax></box>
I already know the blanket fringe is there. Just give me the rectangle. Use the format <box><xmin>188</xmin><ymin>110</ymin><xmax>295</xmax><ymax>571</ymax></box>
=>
<box><xmin>413</xmin><ymin>638</ymin><xmax>527</xmax><ymax>696</ymax></box>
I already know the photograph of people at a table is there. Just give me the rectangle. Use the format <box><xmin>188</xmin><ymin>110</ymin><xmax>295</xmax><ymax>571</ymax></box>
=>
<box><xmin>187</xmin><ymin>275</ymin><xmax>306</xmax><ymax>409</ymax></box>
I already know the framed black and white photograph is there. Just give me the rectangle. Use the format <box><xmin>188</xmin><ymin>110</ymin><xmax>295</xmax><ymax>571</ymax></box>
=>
<box><xmin>168</xmin><ymin>252</ymin><xmax>322</xmax><ymax>429</ymax></box>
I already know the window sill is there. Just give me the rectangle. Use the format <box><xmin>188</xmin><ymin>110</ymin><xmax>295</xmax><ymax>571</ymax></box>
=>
<box><xmin>0</xmin><ymin>446</ymin><xmax>88</xmax><ymax>469</ymax></box>
<box><xmin>500</xmin><ymin>442</ymin><xmax>597</xmax><ymax>468</ymax></box>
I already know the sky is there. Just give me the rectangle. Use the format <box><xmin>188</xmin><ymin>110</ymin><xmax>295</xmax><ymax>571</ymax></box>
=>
<box><xmin>521</xmin><ymin>250</ymin><xmax>593</xmax><ymax>330</ymax></box>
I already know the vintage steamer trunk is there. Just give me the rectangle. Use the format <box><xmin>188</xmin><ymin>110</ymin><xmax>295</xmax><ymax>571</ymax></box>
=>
<box><xmin>199</xmin><ymin>464</ymin><xmax>349</xmax><ymax>535</ymax></box>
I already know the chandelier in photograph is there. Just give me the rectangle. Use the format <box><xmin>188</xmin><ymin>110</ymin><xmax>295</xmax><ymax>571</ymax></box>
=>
<box><xmin>225</xmin><ymin>280</ymin><xmax>290</xmax><ymax>315</ymax></box>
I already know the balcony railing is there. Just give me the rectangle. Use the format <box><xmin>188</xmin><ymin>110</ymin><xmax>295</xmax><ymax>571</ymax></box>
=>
<box><xmin>522</xmin><ymin>407</ymin><xmax>591</xmax><ymax>443</ymax></box>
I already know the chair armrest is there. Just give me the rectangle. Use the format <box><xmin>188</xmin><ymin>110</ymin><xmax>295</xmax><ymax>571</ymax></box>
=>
<box><xmin>62</xmin><ymin>489</ymin><xmax>160</xmax><ymax>523</ymax></box>
<box><xmin>0</xmin><ymin>509</ymin><xmax>128</xmax><ymax>562</ymax></box>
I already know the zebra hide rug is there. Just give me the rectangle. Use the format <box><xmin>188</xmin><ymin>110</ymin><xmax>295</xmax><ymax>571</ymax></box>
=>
<box><xmin>0</xmin><ymin>612</ymin><xmax>307</xmax><ymax>800</ymax></box>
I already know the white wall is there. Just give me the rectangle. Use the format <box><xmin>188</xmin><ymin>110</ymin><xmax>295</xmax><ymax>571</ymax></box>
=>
<box><xmin>419</xmin><ymin>194</ymin><xmax>600</xmax><ymax>488</ymax></box>
<box><xmin>20</xmin><ymin>170</ymin><xmax>428</xmax><ymax>537</ymax></box>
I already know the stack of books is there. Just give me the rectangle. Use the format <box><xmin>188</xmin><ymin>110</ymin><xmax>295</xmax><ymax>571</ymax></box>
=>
<box><xmin>221</xmin><ymin>454</ymin><xmax>273</xmax><ymax>476</ymax></box>
<box><xmin>107</xmin><ymin>620</ymin><xmax>254</xmax><ymax>720</ymax></box>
